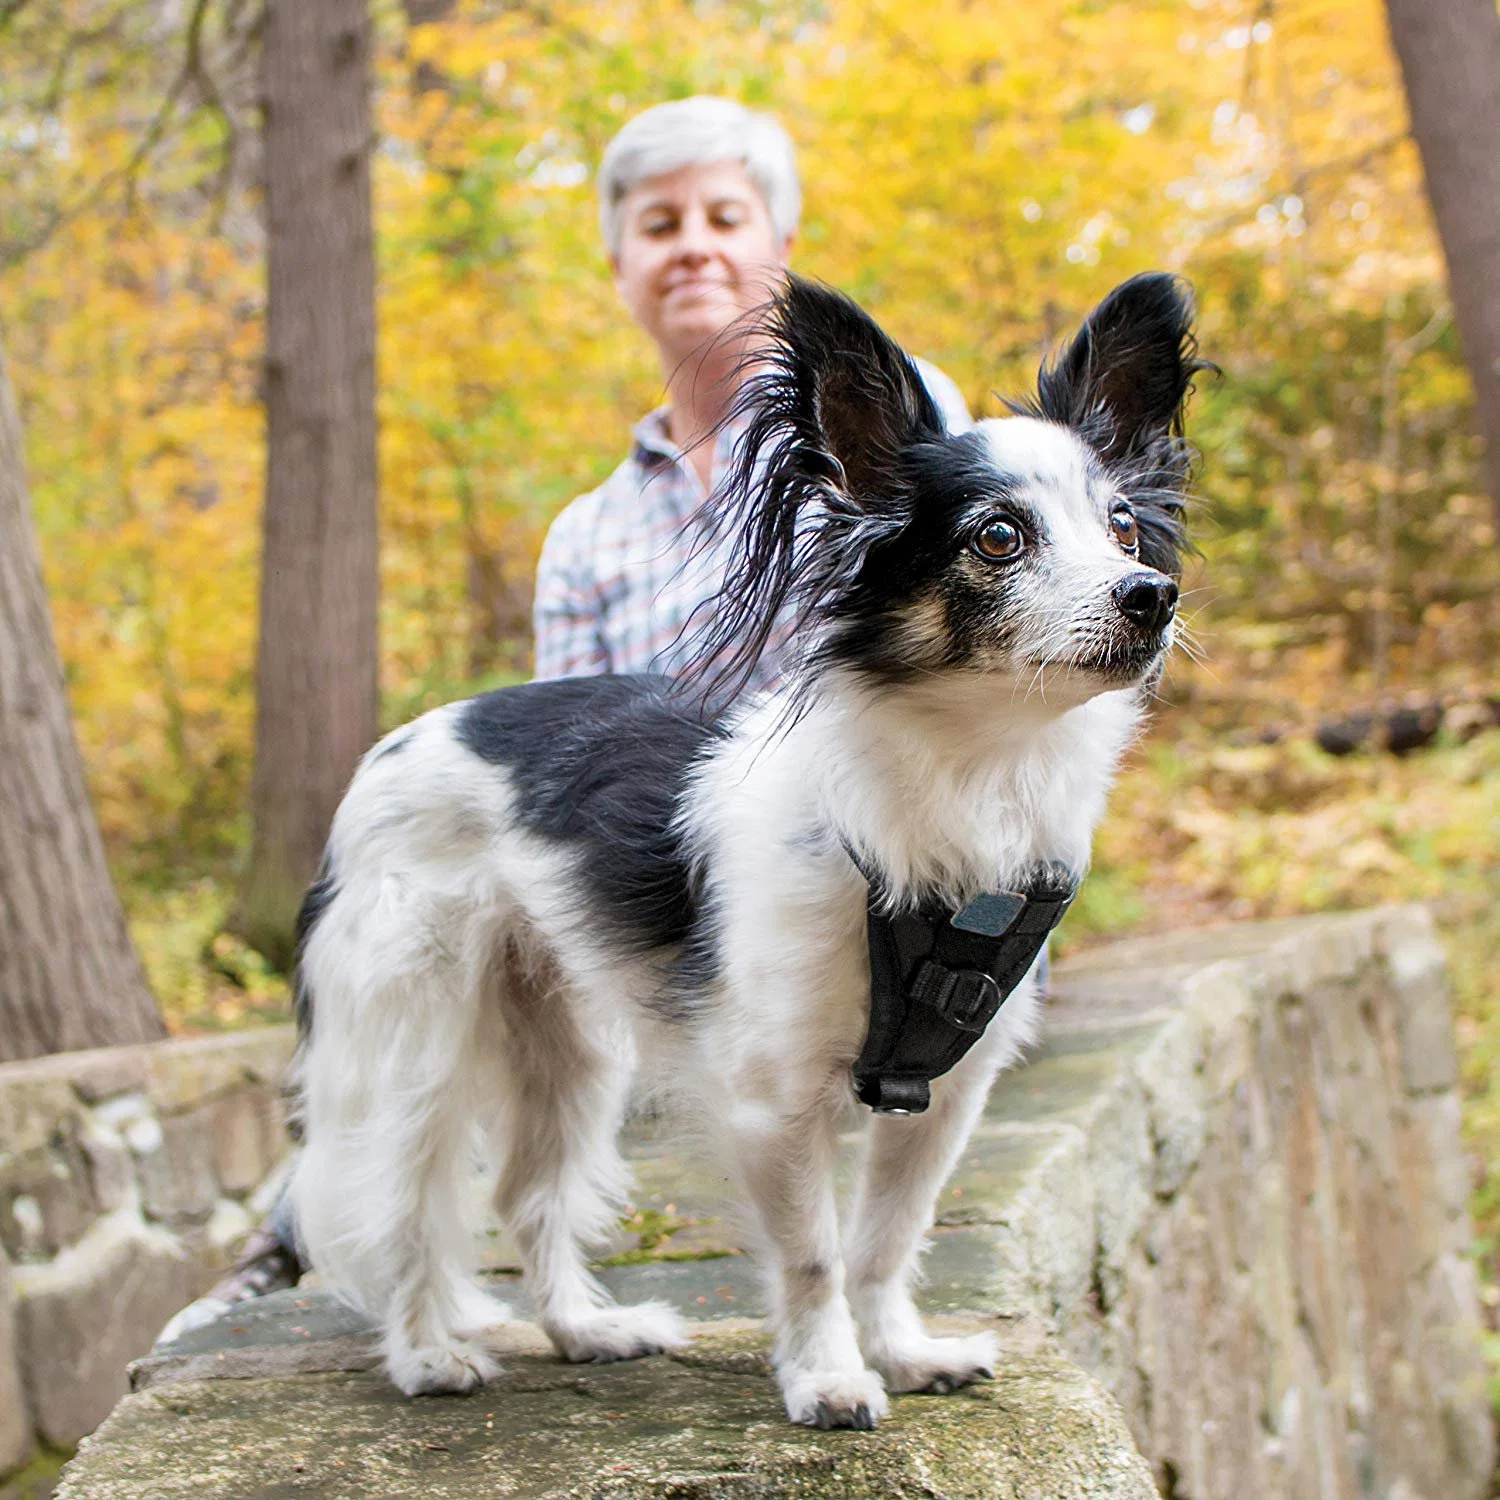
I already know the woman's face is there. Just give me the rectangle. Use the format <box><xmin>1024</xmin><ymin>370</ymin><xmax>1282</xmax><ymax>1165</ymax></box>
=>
<box><xmin>611</xmin><ymin>159</ymin><xmax>792</xmax><ymax>369</ymax></box>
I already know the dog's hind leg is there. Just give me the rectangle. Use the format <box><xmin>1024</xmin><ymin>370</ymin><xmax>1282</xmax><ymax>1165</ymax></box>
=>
<box><xmin>492</xmin><ymin>950</ymin><xmax>686</xmax><ymax>1365</ymax></box>
<box><xmin>843</xmin><ymin>1021</ymin><xmax>1017</xmax><ymax>1394</ymax></box>
<box><xmin>294</xmin><ymin>886</ymin><xmax>510</xmax><ymax>1397</ymax></box>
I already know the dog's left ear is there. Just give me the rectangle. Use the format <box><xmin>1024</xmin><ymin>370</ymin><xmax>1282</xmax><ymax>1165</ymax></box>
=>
<box><xmin>1037</xmin><ymin>272</ymin><xmax>1198</xmax><ymax>464</ymax></box>
<box><xmin>1035</xmin><ymin>273</ymin><xmax>1204</xmax><ymax>577</ymax></box>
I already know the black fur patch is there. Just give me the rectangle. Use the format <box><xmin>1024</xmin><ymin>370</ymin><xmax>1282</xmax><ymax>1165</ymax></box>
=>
<box><xmin>688</xmin><ymin>276</ymin><xmax>947</xmax><ymax>702</ymax></box>
<box><xmin>292</xmin><ymin>855</ymin><xmax>339</xmax><ymax>1039</ymax></box>
<box><xmin>817</xmin><ymin>431</ymin><xmax>1031</xmax><ymax>678</ymax></box>
<box><xmin>455</xmin><ymin>676</ymin><xmax>727</xmax><ymax>1012</ymax></box>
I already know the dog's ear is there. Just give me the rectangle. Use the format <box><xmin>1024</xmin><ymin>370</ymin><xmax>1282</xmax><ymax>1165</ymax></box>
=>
<box><xmin>1036</xmin><ymin>273</ymin><xmax>1198</xmax><ymax>464</ymax></box>
<box><xmin>1032</xmin><ymin>273</ymin><xmax>1205</xmax><ymax>578</ymax></box>
<box><xmin>685</xmin><ymin>277</ymin><xmax>946</xmax><ymax>702</ymax></box>
<box><xmin>768</xmin><ymin>276</ymin><xmax>945</xmax><ymax>512</ymax></box>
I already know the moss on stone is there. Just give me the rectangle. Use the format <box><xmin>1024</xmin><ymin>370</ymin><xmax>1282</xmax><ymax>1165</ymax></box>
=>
<box><xmin>0</xmin><ymin>1443</ymin><xmax>72</xmax><ymax>1500</ymax></box>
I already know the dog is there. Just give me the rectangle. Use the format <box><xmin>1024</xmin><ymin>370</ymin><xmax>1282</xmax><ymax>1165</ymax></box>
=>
<box><xmin>291</xmin><ymin>271</ymin><xmax>1202</xmax><ymax>1430</ymax></box>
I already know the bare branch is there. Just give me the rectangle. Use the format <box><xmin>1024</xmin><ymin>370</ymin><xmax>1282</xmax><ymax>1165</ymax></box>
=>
<box><xmin>1</xmin><ymin>0</ymin><xmax>254</xmax><ymax>267</ymax></box>
<box><xmin>180</xmin><ymin>0</ymin><xmax>245</xmax><ymax>231</ymax></box>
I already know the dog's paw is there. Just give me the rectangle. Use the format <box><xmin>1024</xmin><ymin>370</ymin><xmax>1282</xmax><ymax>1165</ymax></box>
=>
<box><xmin>386</xmin><ymin>1338</ymin><xmax>503</xmax><ymax>1396</ymax></box>
<box><xmin>781</xmin><ymin>1366</ymin><xmax>889</xmax><ymax>1430</ymax></box>
<box><xmin>452</xmin><ymin>1283</ymin><xmax>513</xmax><ymax>1338</ymax></box>
<box><xmin>548</xmin><ymin>1301</ymin><xmax>688</xmax><ymax>1364</ymax></box>
<box><xmin>868</xmin><ymin>1330</ymin><xmax>998</xmax><ymax>1395</ymax></box>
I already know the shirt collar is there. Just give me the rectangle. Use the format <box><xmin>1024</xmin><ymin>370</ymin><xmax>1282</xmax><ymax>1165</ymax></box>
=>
<box><xmin>630</xmin><ymin>406</ymin><xmax>678</xmax><ymax>467</ymax></box>
<box><xmin>630</xmin><ymin>405</ymin><xmax>751</xmax><ymax>472</ymax></box>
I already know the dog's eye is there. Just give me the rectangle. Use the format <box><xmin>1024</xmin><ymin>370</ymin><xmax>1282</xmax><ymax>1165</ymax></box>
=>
<box><xmin>971</xmin><ymin>517</ymin><xmax>1024</xmax><ymax>562</ymax></box>
<box><xmin>1110</xmin><ymin>507</ymin><xmax>1139</xmax><ymax>552</ymax></box>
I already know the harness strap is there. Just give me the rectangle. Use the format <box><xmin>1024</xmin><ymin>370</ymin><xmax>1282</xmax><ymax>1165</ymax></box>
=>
<box><xmin>848</xmin><ymin>852</ymin><xmax>1078</xmax><ymax>1115</ymax></box>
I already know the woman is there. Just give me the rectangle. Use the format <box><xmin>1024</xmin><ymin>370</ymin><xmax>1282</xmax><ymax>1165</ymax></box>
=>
<box><xmin>533</xmin><ymin>95</ymin><xmax>969</xmax><ymax>687</ymax></box>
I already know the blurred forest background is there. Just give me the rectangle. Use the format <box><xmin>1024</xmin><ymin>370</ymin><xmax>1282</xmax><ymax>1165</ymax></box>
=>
<box><xmin>1</xmin><ymin>0</ymin><xmax>1497</xmax><ymax>1397</ymax></box>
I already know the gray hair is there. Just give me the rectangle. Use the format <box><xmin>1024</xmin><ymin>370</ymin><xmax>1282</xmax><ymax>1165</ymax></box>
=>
<box><xmin>597</xmin><ymin>96</ymin><xmax>801</xmax><ymax>258</ymax></box>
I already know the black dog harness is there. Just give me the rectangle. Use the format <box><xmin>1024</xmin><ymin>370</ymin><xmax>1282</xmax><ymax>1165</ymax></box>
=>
<box><xmin>847</xmin><ymin>853</ymin><xmax>1079</xmax><ymax>1115</ymax></box>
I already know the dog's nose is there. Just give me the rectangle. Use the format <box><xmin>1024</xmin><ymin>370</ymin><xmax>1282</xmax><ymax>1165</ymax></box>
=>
<box><xmin>1113</xmin><ymin>573</ymin><xmax>1178</xmax><ymax>632</ymax></box>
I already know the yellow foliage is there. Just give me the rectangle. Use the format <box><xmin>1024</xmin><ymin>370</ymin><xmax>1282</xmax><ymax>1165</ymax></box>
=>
<box><xmin>0</xmin><ymin>0</ymin><xmax>1489</xmax><ymax>859</ymax></box>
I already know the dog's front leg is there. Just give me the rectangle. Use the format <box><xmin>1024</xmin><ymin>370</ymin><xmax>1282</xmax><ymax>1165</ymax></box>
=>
<box><xmin>725</xmin><ymin>1094</ymin><xmax>888</xmax><ymax>1429</ymax></box>
<box><xmin>844</xmin><ymin>1022</ymin><xmax>1014</xmax><ymax>1393</ymax></box>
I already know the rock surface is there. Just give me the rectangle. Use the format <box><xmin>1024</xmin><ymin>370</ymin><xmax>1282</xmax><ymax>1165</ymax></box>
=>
<box><xmin>38</xmin><ymin>909</ymin><xmax>1500</xmax><ymax>1498</ymax></box>
<box><xmin>63</xmin><ymin>1330</ymin><xmax>1158</xmax><ymax>1499</ymax></box>
<box><xmin>0</xmin><ymin>1027</ymin><xmax>295</xmax><ymax>1456</ymax></box>
<box><xmin>14</xmin><ymin>1214</ymin><xmax>192</xmax><ymax>1447</ymax></box>
<box><xmin>0</xmin><ymin>1251</ymin><xmax>31</xmax><ymax>1476</ymax></box>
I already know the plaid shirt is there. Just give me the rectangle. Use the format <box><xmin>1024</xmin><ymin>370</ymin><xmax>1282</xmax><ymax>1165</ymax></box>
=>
<box><xmin>533</xmin><ymin>359</ymin><xmax>971</xmax><ymax>693</ymax></box>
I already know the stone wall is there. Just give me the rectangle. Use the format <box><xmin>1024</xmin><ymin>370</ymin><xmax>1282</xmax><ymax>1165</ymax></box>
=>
<box><xmin>21</xmin><ymin>908</ymin><xmax>1500</xmax><ymax>1498</ymax></box>
<box><xmin>970</xmin><ymin>907</ymin><xmax>1495</xmax><ymax>1498</ymax></box>
<box><xmin>0</xmin><ymin>1027</ymin><xmax>295</xmax><ymax>1471</ymax></box>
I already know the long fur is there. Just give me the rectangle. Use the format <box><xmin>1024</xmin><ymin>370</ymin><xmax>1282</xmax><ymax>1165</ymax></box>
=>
<box><xmin>291</xmin><ymin>272</ymin><xmax>1203</xmax><ymax>1428</ymax></box>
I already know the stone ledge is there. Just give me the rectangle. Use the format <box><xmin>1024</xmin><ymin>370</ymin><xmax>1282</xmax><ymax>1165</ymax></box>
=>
<box><xmin>14</xmin><ymin>1212</ymin><xmax>193</xmax><ymax>1447</ymax></box>
<box><xmin>64</xmin><ymin>1328</ymin><xmax>1158</xmax><ymax>1500</ymax></box>
<box><xmin>48</xmin><ymin>909</ymin><xmax>1500</xmax><ymax>1498</ymax></box>
<box><xmin>0</xmin><ymin>1028</ymin><xmax>295</xmax><ymax>1126</ymax></box>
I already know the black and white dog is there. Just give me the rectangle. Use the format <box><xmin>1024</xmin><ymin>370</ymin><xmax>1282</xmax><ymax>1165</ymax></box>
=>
<box><xmin>292</xmin><ymin>273</ymin><xmax>1202</xmax><ymax>1430</ymax></box>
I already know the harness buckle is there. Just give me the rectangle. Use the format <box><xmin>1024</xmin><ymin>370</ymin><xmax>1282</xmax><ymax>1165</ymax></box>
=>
<box><xmin>909</xmin><ymin>960</ymin><xmax>1003</xmax><ymax>1033</ymax></box>
<box><xmin>859</xmin><ymin>1075</ymin><xmax>932</xmax><ymax>1114</ymax></box>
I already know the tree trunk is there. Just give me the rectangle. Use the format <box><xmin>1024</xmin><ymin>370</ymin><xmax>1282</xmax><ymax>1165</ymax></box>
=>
<box><xmin>1384</xmin><ymin>0</ymin><xmax>1500</xmax><ymax>528</ymax></box>
<box><xmin>234</xmin><ymin>0</ymin><xmax>379</xmax><ymax>970</ymax></box>
<box><xmin>0</xmin><ymin>340</ymin><xmax>165</xmax><ymax>1061</ymax></box>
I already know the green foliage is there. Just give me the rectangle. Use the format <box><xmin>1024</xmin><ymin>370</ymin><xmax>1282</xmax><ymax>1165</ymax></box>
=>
<box><xmin>127</xmin><ymin>879</ymin><xmax>289</xmax><ymax>1032</ymax></box>
<box><xmin>600</xmin><ymin>1207</ymin><xmax>737</xmax><ymax>1266</ymax></box>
